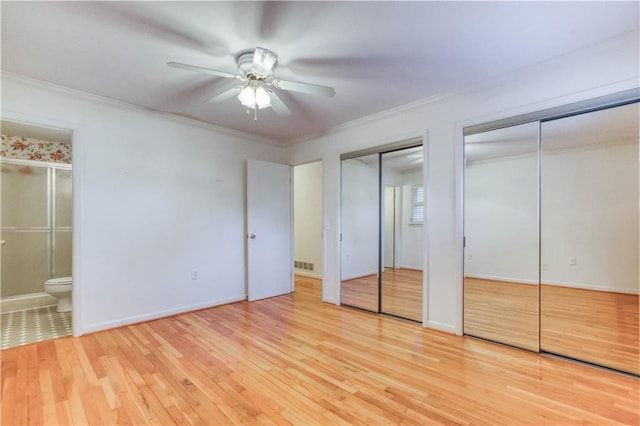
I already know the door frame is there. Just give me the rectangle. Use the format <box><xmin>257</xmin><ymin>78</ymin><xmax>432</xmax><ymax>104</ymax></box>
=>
<box><xmin>1</xmin><ymin>111</ymin><xmax>82</xmax><ymax>336</ymax></box>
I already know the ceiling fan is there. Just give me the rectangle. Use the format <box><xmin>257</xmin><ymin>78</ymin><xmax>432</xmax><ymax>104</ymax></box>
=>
<box><xmin>167</xmin><ymin>47</ymin><xmax>336</xmax><ymax>121</ymax></box>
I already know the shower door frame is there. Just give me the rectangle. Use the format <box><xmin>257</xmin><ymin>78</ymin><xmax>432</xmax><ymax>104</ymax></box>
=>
<box><xmin>1</xmin><ymin>157</ymin><xmax>73</xmax><ymax>295</ymax></box>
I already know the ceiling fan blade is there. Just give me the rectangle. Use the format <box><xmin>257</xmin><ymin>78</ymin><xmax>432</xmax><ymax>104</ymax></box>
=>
<box><xmin>267</xmin><ymin>90</ymin><xmax>291</xmax><ymax>117</ymax></box>
<box><xmin>272</xmin><ymin>79</ymin><xmax>336</xmax><ymax>97</ymax></box>
<box><xmin>167</xmin><ymin>62</ymin><xmax>242</xmax><ymax>80</ymax></box>
<box><xmin>205</xmin><ymin>86</ymin><xmax>243</xmax><ymax>103</ymax></box>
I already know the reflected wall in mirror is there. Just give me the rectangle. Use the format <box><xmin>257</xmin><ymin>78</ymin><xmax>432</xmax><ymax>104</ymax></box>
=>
<box><xmin>540</xmin><ymin>102</ymin><xmax>639</xmax><ymax>375</ymax></box>
<box><xmin>463</xmin><ymin>122</ymin><xmax>540</xmax><ymax>351</ymax></box>
<box><xmin>340</xmin><ymin>154</ymin><xmax>379</xmax><ymax>312</ymax></box>
<box><xmin>380</xmin><ymin>147</ymin><xmax>423</xmax><ymax>322</ymax></box>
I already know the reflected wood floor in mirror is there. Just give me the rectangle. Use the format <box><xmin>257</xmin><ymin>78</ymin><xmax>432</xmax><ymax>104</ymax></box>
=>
<box><xmin>340</xmin><ymin>273</ymin><xmax>379</xmax><ymax>312</ymax></box>
<box><xmin>341</xmin><ymin>269</ymin><xmax>423</xmax><ymax>321</ymax></box>
<box><xmin>3</xmin><ymin>276</ymin><xmax>639</xmax><ymax>424</ymax></box>
<box><xmin>464</xmin><ymin>278</ymin><xmax>539</xmax><ymax>351</ymax></box>
<box><xmin>381</xmin><ymin>268</ymin><xmax>422</xmax><ymax>322</ymax></box>
<box><xmin>541</xmin><ymin>284</ymin><xmax>639</xmax><ymax>375</ymax></box>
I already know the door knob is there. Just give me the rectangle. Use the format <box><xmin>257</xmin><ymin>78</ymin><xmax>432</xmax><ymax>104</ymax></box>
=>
<box><xmin>248</xmin><ymin>234</ymin><xmax>256</xmax><ymax>239</ymax></box>
<box><xmin>0</xmin><ymin>240</ymin><xmax>5</xmax><ymax>246</ymax></box>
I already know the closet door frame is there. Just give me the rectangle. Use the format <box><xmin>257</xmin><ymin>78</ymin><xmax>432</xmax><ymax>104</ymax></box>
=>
<box><xmin>462</xmin><ymin>88</ymin><xmax>639</xmax><ymax>372</ymax></box>
<box><xmin>339</xmin><ymin>137</ymin><xmax>426</xmax><ymax>322</ymax></box>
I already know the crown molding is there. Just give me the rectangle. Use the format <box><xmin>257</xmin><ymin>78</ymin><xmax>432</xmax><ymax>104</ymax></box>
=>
<box><xmin>0</xmin><ymin>71</ymin><xmax>285</xmax><ymax>148</ymax></box>
<box><xmin>289</xmin><ymin>87</ymin><xmax>468</xmax><ymax>146</ymax></box>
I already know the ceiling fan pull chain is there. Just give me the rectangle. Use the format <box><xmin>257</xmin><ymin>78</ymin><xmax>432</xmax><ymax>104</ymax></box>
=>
<box><xmin>254</xmin><ymin>107</ymin><xmax>258</xmax><ymax>122</ymax></box>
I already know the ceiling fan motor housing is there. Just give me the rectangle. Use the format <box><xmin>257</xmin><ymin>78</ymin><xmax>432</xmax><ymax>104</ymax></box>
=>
<box><xmin>235</xmin><ymin>48</ymin><xmax>278</xmax><ymax>80</ymax></box>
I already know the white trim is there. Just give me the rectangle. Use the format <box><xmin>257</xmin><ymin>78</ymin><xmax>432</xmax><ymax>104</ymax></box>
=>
<box><xmin>464</xmin><ymin>274</ymin><xmax>538</xmax><ymax>285</ymax></box>
<box><xmin>541</xmin><ymin>281</ymin><xmax>639</xmax><ymax>295</ymax></box>
<box><xmin>427</xmin><ymin>320</ymin><xmax>456</xmax><ymax>335</ymax></box>
<box><xmin>0</xmin><ymin>157</ymin><xmax>72</xmax><ymax>170</ymax></box>
<box><xmin>81</xmin><ymin>295</ymin><xmax>247</xmax><ymax>335</ymax></box>
<box><xmin>421</xmin><ymin>131</ymin><xmax>430</xmax><ymax>328</ymax></box>
<box><xmin>294</xmin><ymin>270</ymin><xmax>323</xmax><ymax>279</ymax></box>
<box><xmin>291</xmin><ymin>89</ymin><xmax>467</xmax><ymax>145</ymax></box>
<box><xmin>341</xmin><ymin>270</ymin><xmax>378</xmax><ymax>281</ymax></box>
<box><xmin>399</xmin><ymin>265</ymin><xmax>423</xmax><ymax>272</ymax></box>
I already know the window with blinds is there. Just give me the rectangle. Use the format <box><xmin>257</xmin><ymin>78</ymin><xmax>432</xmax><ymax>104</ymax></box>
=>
<box><xmin>411</xmin><ymin>184</ymin><xmax>424</xmax><ymax>224</ymax></box>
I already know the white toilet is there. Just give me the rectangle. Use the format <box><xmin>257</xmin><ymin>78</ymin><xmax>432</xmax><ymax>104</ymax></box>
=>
<box><xmin>44</xmin><ymin>276</ymin><xmax>73</xmax><ymax>313</ymax></box>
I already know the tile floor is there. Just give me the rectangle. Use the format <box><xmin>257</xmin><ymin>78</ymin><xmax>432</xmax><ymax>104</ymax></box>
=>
<box><xmin>1</xmin><ymin>306</ymin><xmax>71</xmax><ymax>350</ymax></box>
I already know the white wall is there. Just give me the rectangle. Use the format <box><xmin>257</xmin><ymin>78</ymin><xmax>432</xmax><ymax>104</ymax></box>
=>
<box><xmin>289</xmin><ymin>32</ymin><xmax>639</xmax><ymax>332</ymax></box>
<box><xmin>293</xmin><ymin>161</ymin><xmax>323</xmax><ymax>278</ymax></box>
<box><xmin>464</xmin><ymin>154</ymin><xmax>539</xmax><ymax>284</ymax></box>
<box><xmin>541</xmin><ymin>142</ymin><xmax>639</xmax><ymax>294</ymax></box>
<box><xmin>1</xmin><ymin>74</ymin><xmax>287</xmax><ymax>335</ymax></box>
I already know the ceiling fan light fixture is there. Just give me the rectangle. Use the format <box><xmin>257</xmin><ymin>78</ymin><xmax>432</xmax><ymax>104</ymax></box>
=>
<box><xmin>238</xmin><ymin>85</ymin><xmax>256</xmax><ymax>109</ymax></box>
<box><xmin>238</xmin><ymin>84</ymin><xmax>271</xmax><ymax>110</ymax></box>
<box><xmin>255</xmin><ymin>86</ymin><xmax>271</xmax><ymax>109</ymax></box>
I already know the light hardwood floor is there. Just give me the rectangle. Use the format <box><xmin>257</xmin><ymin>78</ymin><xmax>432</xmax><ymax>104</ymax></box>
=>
<box><xmin>341</xmin><ymin>268</ymin><xmax>423</xmax><ymax>321</ymax></box>
<box><xmin>2</xmin><ymin>277</ymin><xmax>639</xmax><ymax>425</ymax></box>
<box><xmin>381</xmin><ymin>268</ymin><xmax>422</xmax><ymax>322</ymax></box>
<box><xmin>340</xmin><ymin>273</ymin><xmax>378</xmax><ymax>312</ymax></box>
<box><xmin>463</xmin><ymin>277</ymin><xmax>540</xmax><ymax>351</ymax></box>
<box><xmin>541</xmin><ymin>284</ymin><xmax>639</xmax><ymax>375</ymax></box>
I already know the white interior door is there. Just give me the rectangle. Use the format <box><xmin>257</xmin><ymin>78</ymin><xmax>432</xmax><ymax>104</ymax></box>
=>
<box><xmin>247</xmin><ymin>159</ymin><xmax>293</xmax><ymax>301</ymax></box>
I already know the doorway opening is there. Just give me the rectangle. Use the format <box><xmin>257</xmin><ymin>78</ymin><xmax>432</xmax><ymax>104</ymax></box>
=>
<box><xmin>293</xmin><ymin>161</ymin><xmax>323</xmax><ymax>298</ymax></box>
<box><xmin>1</xmin><ymin>120</ymin><xmax>74</xmax><ymax>349</ymax></box>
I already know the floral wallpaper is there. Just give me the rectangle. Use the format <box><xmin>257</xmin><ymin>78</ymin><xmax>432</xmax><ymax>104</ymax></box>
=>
<box><xmin>1</xmin><ymin>134</ymin><xmax>72</xmax><ymax>164</ymax></box>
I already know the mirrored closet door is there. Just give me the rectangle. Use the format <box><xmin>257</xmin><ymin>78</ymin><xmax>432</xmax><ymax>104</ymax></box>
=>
<box><xmin>340</xmin><ymin>143</ymin><xmax>424</xmax><ymax>322</ymax></box>
<box><xmin>464</xmin><ymin>95</ymin><xmax>639</xmax><ymax>375</ymax></box>
<box><xmin>380</xmin><ymin>148</ymin><xmax>423</xmax><ymax>322</ymax></box>
<box><xmin>540</xmin><ymin>102</ymin><xmax>639</xmax><ymax>375</ymax></box>
<box><xmin>340</xmin><ymin>154</ymin><xmax>380</xmax><ymax>312</ymax></box>
<box><xmin>463</xmin><ymin>122</ymin><xmax>540</xmax><ymax>351</ymax></box>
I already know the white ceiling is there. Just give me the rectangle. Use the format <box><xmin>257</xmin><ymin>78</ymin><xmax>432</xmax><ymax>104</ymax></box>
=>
<box><xmin>2</xmin><ymin>1</ymin><xmax>637</xmax><ymax>145</ymax></box>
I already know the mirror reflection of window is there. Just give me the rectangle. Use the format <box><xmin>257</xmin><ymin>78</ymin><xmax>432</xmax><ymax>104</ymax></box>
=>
<box><xmin>340</xmin><ymin>144</ymin><xmax>424</xmax><ymax>322</ymax></box>
<box><xmin>381</xmin><ymin>147</ymin><xmax>423</xmax><ymax>322</ymax></box>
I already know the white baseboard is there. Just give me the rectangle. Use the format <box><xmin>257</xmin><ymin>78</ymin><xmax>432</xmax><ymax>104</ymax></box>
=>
<box><xmin>541</xmin><ymin>280</ymin><xmax>639</xmax><ymax>295</ymax></box>
<box><xmin>464</xmin><ymin>274</ymin><xmax>639</xmax><ymax>294</ymax></box>
<box><xmin>399</xmin><ymin>265</ymin><xmax>423</xmax><ymax>271</ymax></box>
<box><xmin>80</xmin><ymin>294</ymin><xmax>247</xmax><ymax>335</ymax></box>
<box><xmin>341</xmin><ymin>271</ymin><xmax>378</xmax><ymax>281</ymax></box>
<box><xmin>464</xmin><ymin>273</ymin><xmax>538</xmax><ymax>285</ymax></box>
<box><xmin>294</xmin><ymin>271</ymin><xmax>323</xmax><ymax>279</ymax></box>
<box><xmin>426</xmin><ymin>320</ymin><xmax>457</xmax><ymax>334</ymax></box>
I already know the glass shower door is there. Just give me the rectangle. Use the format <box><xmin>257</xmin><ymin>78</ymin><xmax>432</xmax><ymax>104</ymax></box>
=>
<box><xmin>1</xmin><ymin>162</ymin><xmax>51</xmax><ymax>297</ymax></box>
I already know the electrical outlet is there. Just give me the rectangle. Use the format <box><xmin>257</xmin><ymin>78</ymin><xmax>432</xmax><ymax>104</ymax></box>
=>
<box><xmin>191</xmin><ymin>270</ymin><xmax>198</xmax><ymax>280</ymax></box>
<box><xmin>542</xmin><ymin>263</ymin><xmax>548</xmax><ymax>271</ymax></box>
<box><xmin>569</xmin><ymin>257</ymin><xmax>577</xmax><ymax>266</ymax></box>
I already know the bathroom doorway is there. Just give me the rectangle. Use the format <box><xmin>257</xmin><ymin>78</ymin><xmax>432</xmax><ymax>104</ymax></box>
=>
<box><xmin>1</xmin><ymin>120</ymin><xmax>73</xmax><ymax>349</ymax></box>
<box><xmin>293</xmin><ymin>160</ymin><xmax>323</xmax><ymax>298</ymax></box>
